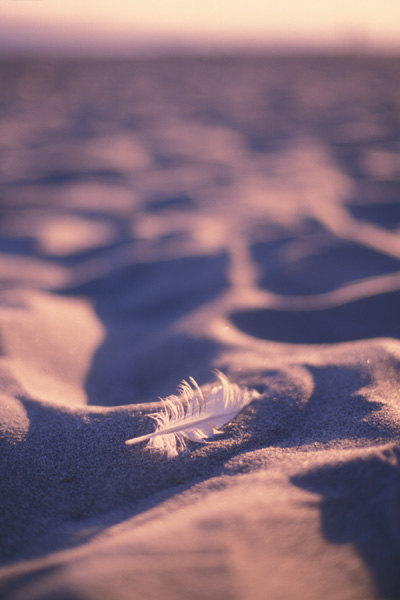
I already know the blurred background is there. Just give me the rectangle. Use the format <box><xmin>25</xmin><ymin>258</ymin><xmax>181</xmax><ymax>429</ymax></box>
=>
<box><xmin>0</xmin><ymin>1</ymin><xmax>400</xmax><ymax>401</ymax></box>
<box><xmin>1</xmin><ymin>0</ymin><xmax>400</xmax><ymax>57</ymax></box>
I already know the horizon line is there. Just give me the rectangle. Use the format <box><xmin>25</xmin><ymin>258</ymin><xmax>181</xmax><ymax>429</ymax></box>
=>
<box><xmin>1</xmin><ymin>40</ymin><xmax>400</xmax><ymax>60</ymax></box>
<box><xmin>1</xmin><ymin>18</ymin><xmax>400</xmax><ymax>59</ymax></box>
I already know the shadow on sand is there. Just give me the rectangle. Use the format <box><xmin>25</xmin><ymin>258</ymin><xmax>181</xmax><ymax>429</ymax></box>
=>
<box><xmin>291</xmin><ymin>447</ymin><xmax>400</xmax><ymax>599</ymax></box>
<box><xmin>231</xmin><ymin>289</ymin><xmax>400</xmax><ymax>344</ymax></box>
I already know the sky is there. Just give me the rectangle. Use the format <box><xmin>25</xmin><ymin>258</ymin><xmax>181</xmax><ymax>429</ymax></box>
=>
<box><xmin>1</xmin><ymin>0</ymin><xmax>400</xmax><ymax>55</ymax></box>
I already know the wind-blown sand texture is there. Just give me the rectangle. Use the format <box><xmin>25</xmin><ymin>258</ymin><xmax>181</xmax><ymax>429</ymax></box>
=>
<box><xmin>1</xmin><ymin>55</ymin><xmax>400</xmax><ymax>599</ymax></box>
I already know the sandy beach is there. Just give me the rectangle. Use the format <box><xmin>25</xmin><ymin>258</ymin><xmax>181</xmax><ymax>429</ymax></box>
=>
<box><xmin>1</xmin><ymin>55</ymin><xmax>400</xmax><ymax>599</ymax></box>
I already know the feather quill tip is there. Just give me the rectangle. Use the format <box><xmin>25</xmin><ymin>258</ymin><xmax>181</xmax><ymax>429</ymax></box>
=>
<box><xmin>125</xmin><ymin>372</ymin><xmax>256</xmax><ymax>457</ymax></box>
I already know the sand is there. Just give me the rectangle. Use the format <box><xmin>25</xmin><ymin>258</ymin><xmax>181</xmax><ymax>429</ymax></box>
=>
<box><xmin>0</xmin><ymin>55</ymin><xmax>400</xmax><ymax>599</ymax></box>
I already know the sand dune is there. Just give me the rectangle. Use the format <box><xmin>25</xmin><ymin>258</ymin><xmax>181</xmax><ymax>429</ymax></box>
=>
<box><xmin>0</xmin><ymin>55</ymin><xmax>400</xmax><ymax>599</ymax></box>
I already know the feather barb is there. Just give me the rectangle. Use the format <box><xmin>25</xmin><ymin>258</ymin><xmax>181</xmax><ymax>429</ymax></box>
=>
<box><xmin>125</xmin><ymin>372</ymin><xmax>255</xmax><ymax>457</ymax></box>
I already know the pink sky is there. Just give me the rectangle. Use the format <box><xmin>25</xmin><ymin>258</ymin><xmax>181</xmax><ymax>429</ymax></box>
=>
<box><xmin>1</xmin><ymin>0</ymin><xmax>400</xmax><ymax>54</ymax></box>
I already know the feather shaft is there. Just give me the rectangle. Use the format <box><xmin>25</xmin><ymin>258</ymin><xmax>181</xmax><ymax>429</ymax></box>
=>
<box><xmin>126</xmin><ymin>412</ymin><xmax>226</xmax><ymax>445</ymax></box>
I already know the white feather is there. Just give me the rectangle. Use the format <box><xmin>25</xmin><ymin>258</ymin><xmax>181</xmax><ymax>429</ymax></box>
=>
<box><xmin>125</xmin><ymin>372</ymin><xmax>255</xmax><ymax>457</ymax></box>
